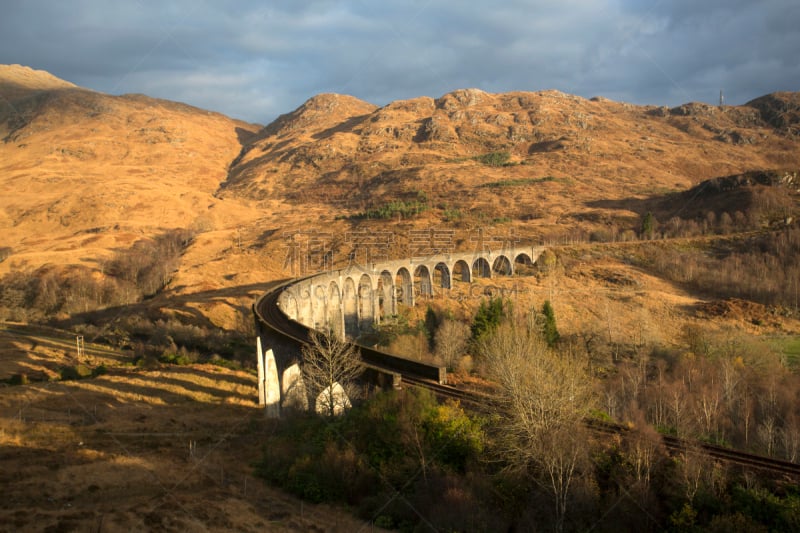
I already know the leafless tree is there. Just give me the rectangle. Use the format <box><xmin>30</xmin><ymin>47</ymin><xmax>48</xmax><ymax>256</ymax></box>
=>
<box><xmin>301</xmin><ymin>329</ymin><xmax>363</xmax><ymax>417</ymax></box>
<box><xmin>625</xmin><ymin>422</ymin><xmax>663</xmax><ymax>491</ymax></box>
<box><xmin>478</xmin><ymin>323</ymin><xmax>595</xmax><ymax>532</ymax></box>
<box><xmin>434</xmin><ymin>318</ymin><xmax>470</xmax><ymax>371</ymax></box>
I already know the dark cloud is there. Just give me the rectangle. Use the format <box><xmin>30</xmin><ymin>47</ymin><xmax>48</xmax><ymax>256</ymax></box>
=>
<box><xmin>0</xmin><ymin>1</ymin><xmax>796</xmax><ymax>123</ymax></box>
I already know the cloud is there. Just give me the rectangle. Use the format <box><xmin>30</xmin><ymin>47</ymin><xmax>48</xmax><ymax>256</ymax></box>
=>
<box><xmin>0</xmin><ymin>0</ymin><xmax>796</xmax><ymax>123</ymax></box>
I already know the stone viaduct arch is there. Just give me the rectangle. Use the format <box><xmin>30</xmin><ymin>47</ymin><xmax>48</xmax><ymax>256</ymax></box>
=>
<box><xmin>262</xmin><ymin>245</ymin><xmax>546</xmax><ymax>415</ymax></box>
<box><xmin>275</xmin><ymin>246</ymin><xmax>545</xmax><ymax>339</ymax></box>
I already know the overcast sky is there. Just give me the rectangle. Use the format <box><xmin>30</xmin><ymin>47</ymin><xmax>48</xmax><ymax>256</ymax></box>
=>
<box><xmin>1</xmin><ymin>1</ymin><xmax>797</xmax><ymax>124</ymax></box>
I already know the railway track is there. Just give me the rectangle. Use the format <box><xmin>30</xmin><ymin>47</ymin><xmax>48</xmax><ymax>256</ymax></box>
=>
<box><xmin>422</xmin><ymin>383</ymin><xmax>800</xmax><ymax>479</ymax></box>
<box><xmin>399</xmin><ymin>375</ymin><xmax>492</xmax><ymax>409</ymax></box>
<box><xmin>254</xmin><ymin>282</ymin><xmax>800</xmax><ymax>481</ymax></box>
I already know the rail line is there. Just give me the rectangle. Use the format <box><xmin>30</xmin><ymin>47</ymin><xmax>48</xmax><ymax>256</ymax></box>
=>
<box><xmin>254</xmin><ymin>282</ymin><xmax>800</xmax><ymax>480</ymax></box>
<box><xmin>414</xmin><ymin>382</ymin><xmax>800</xmax><ymax>479</ymax></box>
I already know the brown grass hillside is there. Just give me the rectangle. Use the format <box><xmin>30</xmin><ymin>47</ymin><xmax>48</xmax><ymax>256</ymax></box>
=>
<box><xmin>1</xmin><ymin>63</ymin><xmax>798</xmax><ymax>337</ymax></box>
<box><xmin>0</xmin><ymin>65</ymin><xmax>262</xmax><ymax>279</ymax></box>
<box><xmin>2</xmin><ymin>64</ymin><xmax>800</xmax><ymax>531</ymax></box>
<box><xmin>224</xmin><ymin>88</ymin><xmax>800</xmax><ymax>233</ymax></box>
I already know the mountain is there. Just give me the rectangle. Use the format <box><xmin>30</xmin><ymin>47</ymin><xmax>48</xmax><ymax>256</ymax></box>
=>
<box><xmin>223</xmin><ymin>87</ymin><xmax>800</xmax><ymax>243</ymax></box>
<box><xmin>0</xmin><ymin>65</ymin><xmax>262</xmax><ymax>286</ymax></box>
<box><xmin>1</xmin><ymin>65</ymin><xmax>799</xmax><ymax>330</ymax></box>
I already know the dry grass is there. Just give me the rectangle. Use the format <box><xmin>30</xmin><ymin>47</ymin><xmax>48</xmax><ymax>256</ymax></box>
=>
<box><xmin>0</xmin><ymin>331</ymin><xmax>377</xmax><ymax>532</ymax></box>
<box><xmin>1</xmin><ymin>66</ymin><xmax>799</xmax><ymax>529</ymax></box>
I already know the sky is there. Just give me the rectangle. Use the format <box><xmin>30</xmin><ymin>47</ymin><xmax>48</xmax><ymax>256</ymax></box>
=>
<box><xmin>1</xmin><ymin>0</ymin><xmax>798</xmax><ymax>124</ymax></box>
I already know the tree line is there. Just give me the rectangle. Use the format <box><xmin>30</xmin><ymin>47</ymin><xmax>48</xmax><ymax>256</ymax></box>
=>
<box><xmin>0</xmin><ymin>228</ymin><xmax>193</xmax><ymax>321</ymax></box>
<box><xmin>641</xmin><ymin>227</ymin><xmax>800</xmax><ymax>309</ymax></box>
<box><xmin>261</xmin><ymin>306</ymin><xmax>800</xmax><ymax>531</ymax></box>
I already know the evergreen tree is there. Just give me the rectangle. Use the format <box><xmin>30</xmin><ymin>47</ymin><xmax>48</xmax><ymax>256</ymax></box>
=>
<box><xmin>471</xmin><ymin>296</ymin><xmax>505</xmax><ymax>342</ymax></box>
<box><xmin>424</xmin><ymin>305</ymin><xmax>439</xmax><ymax>350</ymax></box>
<box><xmin>542</xmin><ymin>300</ymin><xmax>560</xmax><ymax>347</ymax></box>
<box><xmin>641</xmin><ymin>212</ymin><xmax>657</xmax><ymax>240</ymax></box>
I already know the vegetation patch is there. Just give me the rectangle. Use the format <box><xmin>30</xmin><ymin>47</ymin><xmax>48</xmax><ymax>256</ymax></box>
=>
<box><xmin>255</xmin><ymin>389</ymin><xmax>489</xmax><ymax>529</ymax></box>
<box><xmin>350</xmin><ymin>199</ymin><xmax>428</xmax><ymax>220</ymax></box>
<box><xmin>441</xmin><ymin>206</ymin><xmax>463</xmax><ymax>221</ymax></box>
<box><xmin>479</xmin><ymin>176</ymin><xmax>559</xmax><ymax>188</ymax></box>
<box><xmin>636</xmin><ymin>228</ymin><xmax>800</xmax><ymax>308</ymax></box>
<box><xmin>474</xmin><ymin>151</ymin><xmax>513</xmax><ymax>166</ymax></box>
<box><xmin>0</xmin><ymin>229</ymin><xmax>194</xmax><ymax>321</ymax></box>
<box><xmin>772</xmin><ymin>336</ymin><xmax>800</xmax><ymax>369</ymax></box>
<box><xmin>59</xmin><ymin>363</ymin><xmax>106</xmax><ymax>380</ymax></box>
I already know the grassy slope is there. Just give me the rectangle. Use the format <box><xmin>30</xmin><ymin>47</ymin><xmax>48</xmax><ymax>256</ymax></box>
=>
<box><xmin>1</xmin><ymin>66</ymin><xmax>800</xmax><ymax>529</ymax></box>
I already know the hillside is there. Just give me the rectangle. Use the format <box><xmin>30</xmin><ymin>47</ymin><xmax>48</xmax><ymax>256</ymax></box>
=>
<box><xmin>0</xmin><ymin>64</ymin><xmax>262</xmax><ymax>276</ymax></box>
<box><xmin>2</xmin><ymin>65</ymin><xmax>800</xmax><ymax>531</ymax></box>
<box><xmin>1</xmin><ymin>65</ymin><xmax>799</xmax><ymax>330</ymax></box>
<box><xmin>223</xmin><ymin>88</ymin><xmax>800</xmax><ymax>243</ymax></box>
<box><xmin>0</xmin><ymin>64</ymin><xmax>798</xmax><ymax>329</ymax></box>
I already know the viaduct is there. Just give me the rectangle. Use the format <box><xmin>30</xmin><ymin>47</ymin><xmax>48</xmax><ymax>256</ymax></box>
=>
<box><xmin>254</xmin><ymin>245</ymin><xmax>546</xmax><ymax>416</ymax></box>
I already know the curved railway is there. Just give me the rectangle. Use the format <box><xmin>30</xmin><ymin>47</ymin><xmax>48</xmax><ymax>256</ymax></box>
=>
<box><xmin>254</xmin><ymin>282</ymin><xmax>800</xmax><ymax>480</ymax></box>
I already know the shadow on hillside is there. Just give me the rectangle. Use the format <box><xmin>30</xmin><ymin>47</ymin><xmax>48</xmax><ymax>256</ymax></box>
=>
<box><xmin>51</xmin><ymin>280</ymin><xmax>288</xmax><ymax>334</ymax></box>
<box><xmin>235</xmin><ymin>126</ymin><xmax>259</xmax><ymax>146</ymax></box>
<box><xmin>587</xmin><ymin>185</ymin><xmax>754</xmax><ymax>221</ymax></box>
<box><xmin>183</xmin><ymin>366</ymin><xmax>257</xmax><ymax>388</ymax></box>
<box><xmin>153</xmin><ymin>372</ymin><xmax>254</xmax><ymax>403</ymax></box>
<box><xmin>311</xmin><ymin>113</ymin><xmax>372</xmax><ymax>140</ymax></box>
<box><xmin>585</xmin><ymin>197</ymin><xmax>666</xmax><ymax>216</ymax></box>
<box><xmin>91</xmin><ymin>369</ymin><xmax>254</xmax><ymax>404</ymax></box>
<box><xmin>586</xmin><ymin>172</ymin><xmax>769</xmax><ymax>222</ymax></box>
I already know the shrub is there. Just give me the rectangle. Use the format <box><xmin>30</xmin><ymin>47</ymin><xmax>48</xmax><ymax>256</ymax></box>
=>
<box><xmin>474</xmin><ymin>151</ymin><xmax>512</xmax><ymax>166</ymax></box>
<box><xmin>9</xmin><ymin>373</ymin><xmax>29</xmax><ymax>386</ymax></box>
<box><xmin>480</xmin><ymin>176</ymin><xmax>557</xmax><ymax>188</ymax></box>
<box><xmin>60</xmin><ymin>364</ymin><xmax>93</xmax><ymax>381</ymax></box>
<box><xmin>352</xmin><ymin>200</ymin><xmax>428</xmax><ymax>220</ymax></box>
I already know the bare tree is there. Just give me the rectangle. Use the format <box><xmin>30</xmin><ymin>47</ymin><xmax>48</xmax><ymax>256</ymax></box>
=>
<box><xmin>625</xmin><ymin>422</ymin><xmax>663</xmax><ymax>491</ymax></box>
<box><xmin>301</xmin><ymin>329</ymin><xmax>363</xmax><ymax>417</ymax></box>
<box><xmin>479</xmin><ymin>323</ymin><xmax>595</xmax><ymax>532</ymax></box>
<box><xmin>434</xmin><ymin>318</ymin><xmax>470</xmax><ymax>371</ymax></box>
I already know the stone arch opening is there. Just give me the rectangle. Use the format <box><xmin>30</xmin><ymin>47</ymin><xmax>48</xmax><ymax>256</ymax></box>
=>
<box><xmin>281</xmin><ymin>363</ymin><xmax>308</xmax><ymax>411</ymax></box>
<box><xmin>395</xmin><ymin>267</ymin><xmax>413</xmax><ymax>308</ymax></box>
<box><xmin>342</xmin><ymin>277</ymin><xmax>358</xmax><ymax>337</ymax></box>
<box><xmin>358</xmin><ymin>273</ymin><xmax>374</xmax><ymax>332</ymax></box>
<box><xmin>312</xmin><ymin>284</ymin><xmax>327</xmax><ymax>329</ymax></box>
<box><xmin>377</xmin><ymin>270</ymin><xmax>394</xmax><ymax>320</ymax></box>
<box><xmin>514</xmin><ymin>253</ymin><xmax>536</xmax><ymax>276</ymax></box>
<box><xmin>433</xmin><ymin>262</ymin><xmax>451</xmax><ymax>290</ymax></box>
<box><xmin>414</xmin><ymin>264</ymin><xmax>433</xmax><ymax>297</ymax></box>
<box><xmin>492</xmin><ymin>255</ymin><xmax>513</xmax><ymax>276</ymax></box>
<box><xmin>297</xmin><ymin>287</ymin><xmax>313</xmax><ymax>327</ymax></box>
<box><xmin>472</xmin><ymin>257</ymin><xmax>491</xmax><ymax>279</ymax></box>
<box><xmin>328</xmin><ymin>281</ymin><xmax>342</xmax><ymax>335</ymax></box>
<box><xmin>452</xmin><ymin>259</ymin><xmax>472</xmax><ymax>283</ymax></box>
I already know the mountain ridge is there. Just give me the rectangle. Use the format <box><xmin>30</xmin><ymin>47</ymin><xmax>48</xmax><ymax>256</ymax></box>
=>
<box><xmin>1</xmin><ymin>64</ymin><xmax>799</xmax><ymax>330</ymax></box>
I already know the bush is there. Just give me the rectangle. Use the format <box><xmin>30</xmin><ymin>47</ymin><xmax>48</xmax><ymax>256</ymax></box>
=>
<box><xmin>352</xmin><ymin>200</ymin><xmax>428</xmax><ymax>220</ymax></box>
<box><xmin>9</xmin><ymin>373</ymin><xmax>28</xmax><ymax>386</ymax></box>
<box><xmin>474</xmin><ymin>151</ymin><xmax>512</xmax><ymax>166</ymax></box>
<box><xmin>254</xmin><ymin>388</ymin><xmax>485</xmax><ymax>513</ymax></box>
<box><xmin>60</xmin><ymin>364</ymin><xmax>93</xmax><ymax>381</ymax></box>
<box><xmin>160</xmin><ymin>349</ymin><xmax>195</xmax><ymax>366</ymax></box>
<box><xmin>541</xmin><ymin>300</ymin><xmax>560</xmax><ymax>347</ymax></box>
